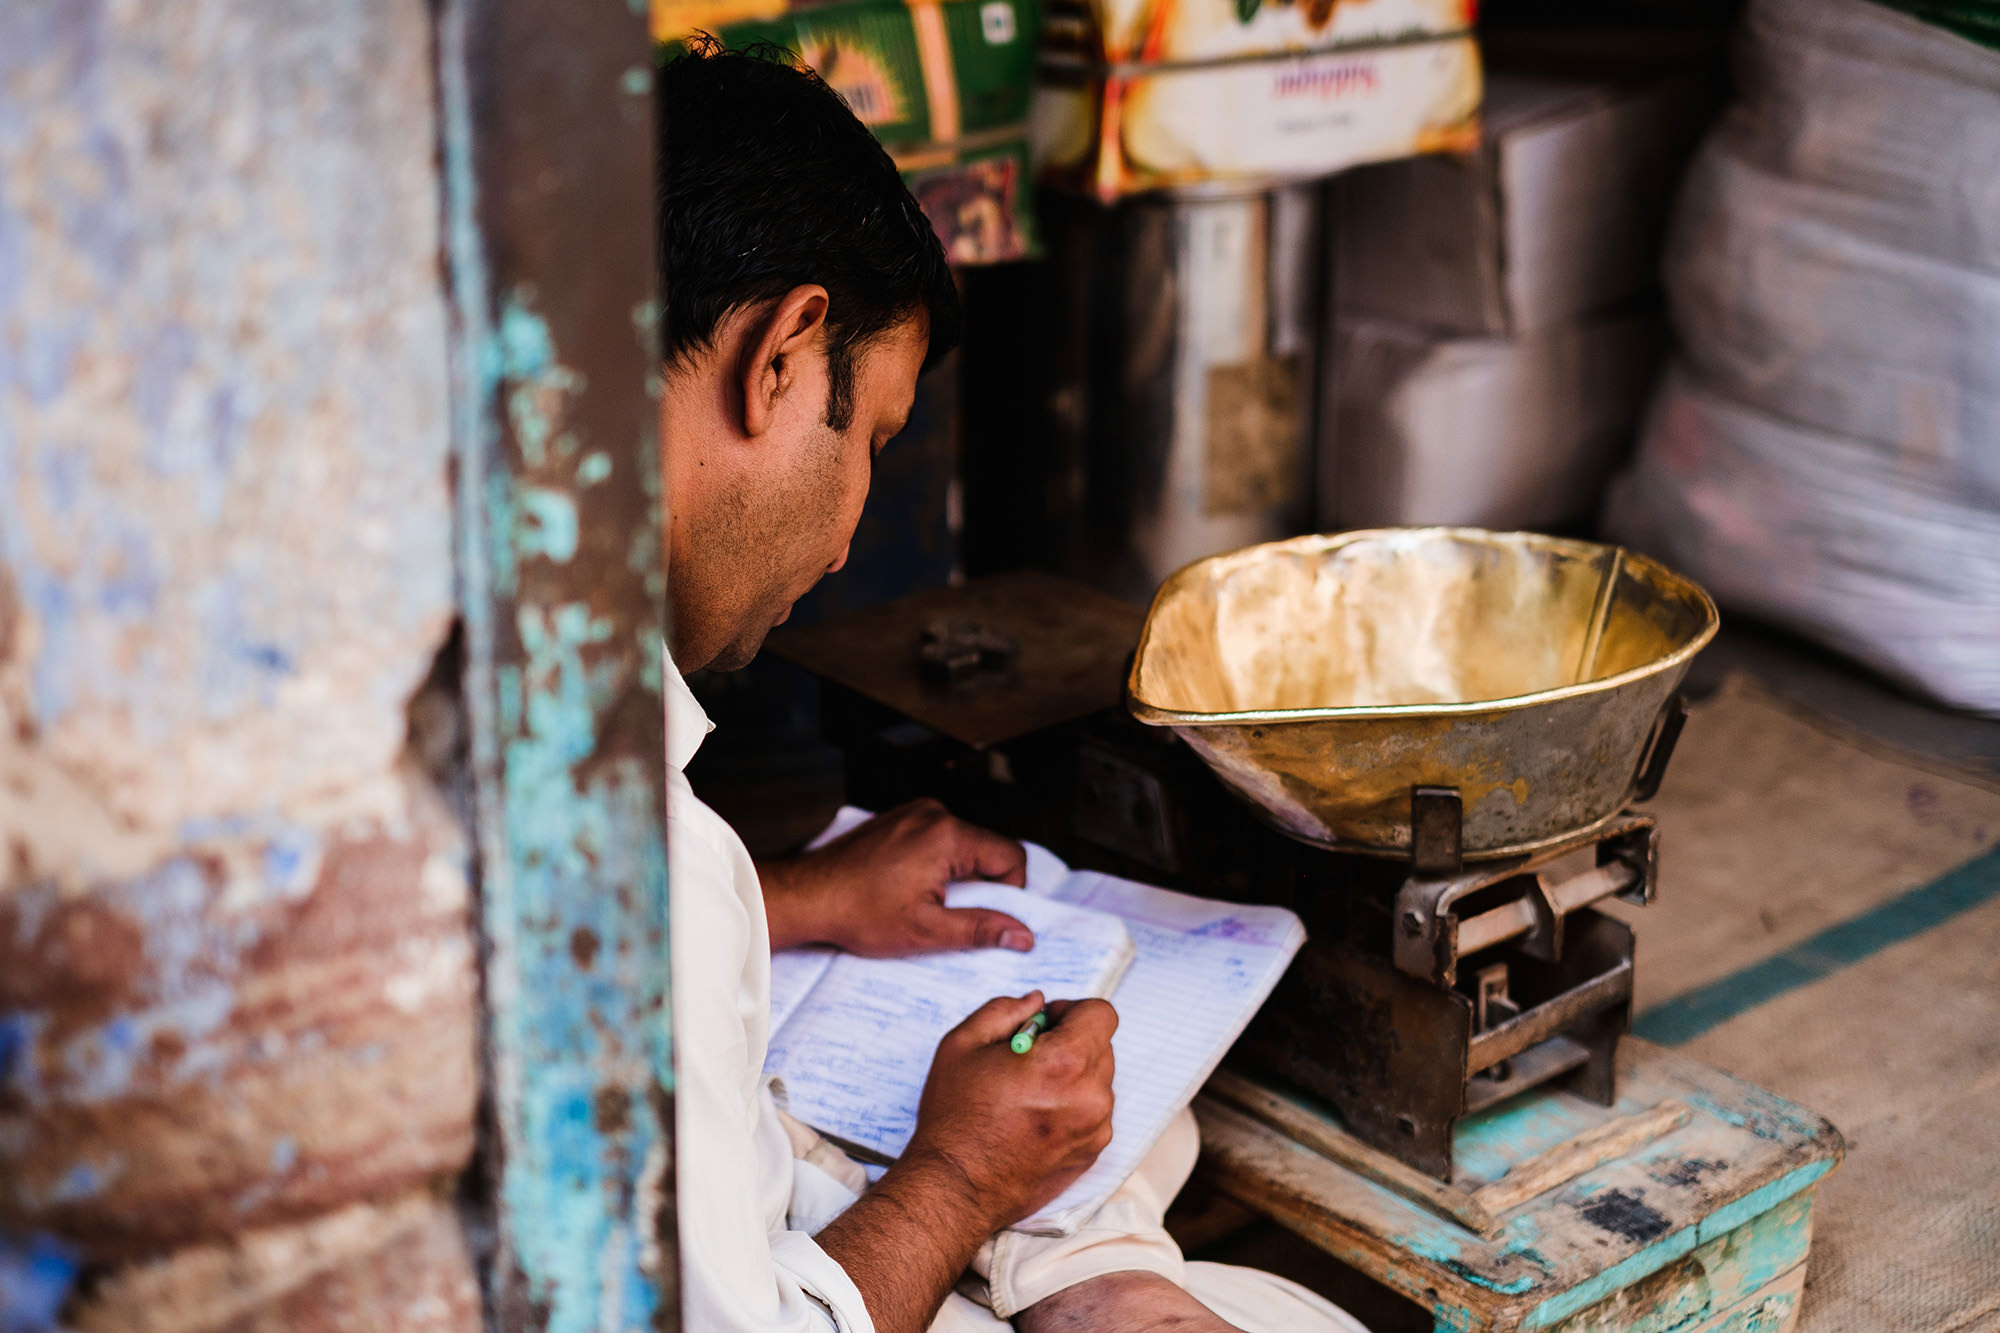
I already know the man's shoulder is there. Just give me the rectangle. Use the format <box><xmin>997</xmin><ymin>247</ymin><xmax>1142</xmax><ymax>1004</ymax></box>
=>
<box><xmin>666</xmin><ymin>773</ymin><xmax>767</xmax><ymax>989</ymax></box>
<box><xmin>666</xmin><ymin>770</ymin><xmax>754</xmax><ymax>882</ymax></box>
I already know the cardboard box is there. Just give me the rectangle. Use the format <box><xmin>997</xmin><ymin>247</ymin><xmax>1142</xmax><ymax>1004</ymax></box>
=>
<box><xmin>1331</xmin><ymin>73</ymin><xmax>1712</xmax><ymax>335</ymax></box>
<box><xmin>1322</xmin><ymin>312</ymin><xmax>1668</xmax><ymax>530</ymax></box>
<box><xmin>1039</xmin><ymin>0</ymin><xmax>1472</xmax><ymax>69</ymax></box>
<box><xmin>655</xmin><ymin>0</ymin><xmax>1044</xmax><ymax>261</ymax></box>
<box><xmin>901</xmin><ymin>136</ymin><xmax>1037</xmax><ymax>263</ymax></box>
<box><xmin>1035</xmin><ymin>35</ymin><xmax>1481</xmax><ymax>200</ymax></box>
<box><xmin>679</xmin><ymin>0</ymin><xmax>1042</xmax><ymax>143</ymax></box>
<box><xmin>1033</xmin><ymin>0</ymin><xmax>1478</xmax><ymax>199</ymax></box>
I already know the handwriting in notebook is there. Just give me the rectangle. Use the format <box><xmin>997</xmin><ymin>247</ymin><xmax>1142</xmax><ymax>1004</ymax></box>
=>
<box><xmin>1017</xmin><ymin>870</ymin><xmax>1304</xmax><ymax>1232</ymax></box>
<box><xmin>772</xmin><ymin>808</ymin><xmax>1305</xmax><ymax>1236</ymax></box>
<box><xmin>768</xmin><ymin>947</ymin><xmax>835</xmax><ymax>1036</ymax></box>
<box><xmin>765</xmin><ymin>884</ymin><xmax>1133</xmax><ymax>1161</ymax></box>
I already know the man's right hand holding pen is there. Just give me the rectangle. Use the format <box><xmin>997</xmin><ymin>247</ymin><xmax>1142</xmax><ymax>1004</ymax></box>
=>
<box><xmin>912</xmin><ymin>991</ymin><xmax>1118</xmax><ymax>1222</ymax></box>
<box><xmin>813</xmin><ymin>990</ymin><xmax>1118</xmax><ymax>1333</ymax></box>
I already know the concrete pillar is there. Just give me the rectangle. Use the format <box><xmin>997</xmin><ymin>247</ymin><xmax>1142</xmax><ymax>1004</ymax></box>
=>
<box><xmin>0</xmin><ymin>1</ymin><xmax>477</xmax><ymax>1325</ymax></box>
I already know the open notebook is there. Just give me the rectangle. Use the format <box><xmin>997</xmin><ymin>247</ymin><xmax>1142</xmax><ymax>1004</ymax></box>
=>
<box><xmin>764</xmin><ymin>884</ymin><xmax>1135</xmax><ymax>1166</ymax></box>
<box><xmin>766</xmin><ymin>808</ymin><xmax>1305</xmax><ymax>1236</ymax></box>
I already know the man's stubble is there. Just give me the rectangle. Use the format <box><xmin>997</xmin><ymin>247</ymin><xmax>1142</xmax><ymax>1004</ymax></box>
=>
<box><xmin>678</xmin><ymin>417</ymin><xmax>854</xmax><ymax>673</ymax></box>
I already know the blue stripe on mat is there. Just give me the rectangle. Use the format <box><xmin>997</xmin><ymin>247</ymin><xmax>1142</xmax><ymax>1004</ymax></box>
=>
<box><xmin>1634</xmin><ymin>845</ymin><xmax>2000</xmax><ymax>1046</ymax></box>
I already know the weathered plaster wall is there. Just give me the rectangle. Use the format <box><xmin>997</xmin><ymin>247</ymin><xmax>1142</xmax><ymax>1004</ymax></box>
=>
<box><xmin>0</xmin><ymin>0</ymin><xmax>454</xmax><ymax>864</ymax></box>
<box><xmin>68</xmin><ymin>1191</ymin><xmax>482</xmax><ymax>1333</ymax></box>
<box><xmin>0</xmin><ymin>1</ymin><xmax>476</xmax><ymax>1325</ymax></box>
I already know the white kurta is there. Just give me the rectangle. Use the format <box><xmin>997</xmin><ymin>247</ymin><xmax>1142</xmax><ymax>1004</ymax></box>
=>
<box><xmin>667</xmin><ymin>653</ymin><xmax>876</xmax><ymax>1333</ymax></box>
<box><xmin>666</xmin><ymin>648</ymin><xmax>1369</xmax><ymax>1333</ymax></box>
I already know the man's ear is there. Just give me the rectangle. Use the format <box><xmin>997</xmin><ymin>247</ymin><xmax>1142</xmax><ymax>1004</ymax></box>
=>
<box><xmin>739</xmin><ymin>285</ymin><xmax>831</xmax><ymax>439</ymax></box>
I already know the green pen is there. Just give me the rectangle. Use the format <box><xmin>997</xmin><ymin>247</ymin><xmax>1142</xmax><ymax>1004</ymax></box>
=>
<box><xmin>1010</xmin><ymin>1010</ymin><xmax>1049</xmax><ymax>1055</ymax></box>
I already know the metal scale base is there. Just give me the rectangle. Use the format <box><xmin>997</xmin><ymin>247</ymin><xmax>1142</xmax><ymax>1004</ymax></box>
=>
<box><xmin>1193</xmin><ymin>1039</ymin><xmax>1845</xmax><ymax>1333</ymax></box>
<box><xmin>1228</xmin><ymin>804</ymin><xmax>1665</xmax><ymax>1182</ymax></box>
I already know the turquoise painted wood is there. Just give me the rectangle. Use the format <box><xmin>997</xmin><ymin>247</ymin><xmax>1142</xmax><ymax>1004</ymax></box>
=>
<box><xmin>1195</xmin><ymin>1039</ymin><xmax>1845</xmax><ymax>1333</ymax></box>
<box><xmin>1543</xmin><ymin>1191</ymin><xmax>1813</xmax><ymax>1332</ymax></box>
<box><xmin>441</xmin><ymin>0</ymin><xmax>676</xmax><ymax>1327</ymax></box>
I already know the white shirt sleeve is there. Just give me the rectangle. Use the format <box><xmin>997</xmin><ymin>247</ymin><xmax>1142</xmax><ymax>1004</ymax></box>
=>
<box><xmin>669</xmin><ymin>776</ymin><xmax>877</xmax><ymax>1333</ymax></box>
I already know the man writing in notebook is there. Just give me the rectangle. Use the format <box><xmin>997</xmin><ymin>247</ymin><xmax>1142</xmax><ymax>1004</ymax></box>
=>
<box><xmin>659</xmin><ymin>41</ymin><xmax>1367</xmax><ymax>1333</ymax></box>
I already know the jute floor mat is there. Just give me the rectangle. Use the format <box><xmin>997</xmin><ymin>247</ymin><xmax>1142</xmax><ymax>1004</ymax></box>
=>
<box><xmin>1614</xmin><ymin>675</ymin><xmax>2000</xmax><ymax>1332</ymax></box>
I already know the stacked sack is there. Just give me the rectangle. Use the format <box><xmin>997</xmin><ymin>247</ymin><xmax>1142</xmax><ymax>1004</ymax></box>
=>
<box><xmin>1605</xmin><ymin>0</ymin><xmax>2000</xmax><ymax>715</ymax></box>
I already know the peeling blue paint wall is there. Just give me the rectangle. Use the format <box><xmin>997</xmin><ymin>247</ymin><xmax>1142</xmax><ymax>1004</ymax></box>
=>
<box><xmin>1</xmin><ymin>0</ymin><xmax>672</xmax><ymax>1322</ymax></box>
<box><xmin>0</xmin><ymin>0</ymin><xmax>455</xmax><ymax>853</ymax></box>
<box><xmin>437</xmin><ymin>0</ymin><xmax>676</xmax><ymax>1324</ymax></box>
<box><xmin>453</xmin><ymin>283</ymin><xmax>674</xmax><ymax>1333</ymax></box>
<box><xmin>0</xmin><ymin>0</ymin><xmax>481</xmax><ymax>1322</ymax></box>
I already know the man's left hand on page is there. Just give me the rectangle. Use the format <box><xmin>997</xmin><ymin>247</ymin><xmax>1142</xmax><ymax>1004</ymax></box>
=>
<box><xmin>759</xmin><ymin>797</ymin><xmax>1032</xmax><ymax>956</ymax></box>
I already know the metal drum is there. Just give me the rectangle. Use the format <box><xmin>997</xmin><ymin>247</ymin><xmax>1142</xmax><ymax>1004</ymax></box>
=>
<box><xmin>1126</xmin><ymin>528</ymin><xmax>1719</xmax><ymax>858</ymax></box>
<box><xmin>1031</xmin><ymin>185</ymin><xmax>1322</xmax><ymax>602</ymax></box>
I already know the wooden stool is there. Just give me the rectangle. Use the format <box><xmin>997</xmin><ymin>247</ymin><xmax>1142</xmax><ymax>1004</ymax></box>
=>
<box><xmin>1194</xmin><ymin>1038</ymin><xmax>1844</xmax><ymax>1332</ymax></box>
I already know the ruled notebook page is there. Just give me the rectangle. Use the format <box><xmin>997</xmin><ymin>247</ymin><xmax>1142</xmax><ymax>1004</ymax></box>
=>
<box><xmin>770</xmin><ymin>808</ymin><xmax>1304</xmax><ymax>1236</ymax></box>
<box><xmin>768</xmin><ymin>947</ymin><xmax>835</xmax><ymax>1037</ymax></box>
<box><xmin>763</xmin><ymin>884</ymin><xmax>1134</xmax><ymax>1162</ymax></box>
<box><xmin>1017</xmin><ymin>868</ymin><xmax>1305</xmax><ymax>1233</ymax></box>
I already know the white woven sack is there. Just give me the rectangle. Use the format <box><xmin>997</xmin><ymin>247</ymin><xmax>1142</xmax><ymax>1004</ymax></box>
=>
<box><xmin>1606</xmin><ymin>367</ymin><xmax>2000</xmax><ymax>717</ymax></box>
<box><xmin>1666</xmin><ymin>141</ymin><xmax>2000</xmax><ymax>500</ymax></box>
<box><xmin>1722</xmin><ymin>0</ymin><xmax>2000</xmax><ymax>270</ymax></box>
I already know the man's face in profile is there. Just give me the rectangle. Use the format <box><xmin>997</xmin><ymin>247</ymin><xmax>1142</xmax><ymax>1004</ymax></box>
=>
<box><xmin>657</xmin><ymin>49</ymin><xmax>957</xmax><ymax>678</ymax></box>
<box><xmin>695</xmin><ymin>313</ymin><xmax>929</xmax><ymax>673</ymax></box>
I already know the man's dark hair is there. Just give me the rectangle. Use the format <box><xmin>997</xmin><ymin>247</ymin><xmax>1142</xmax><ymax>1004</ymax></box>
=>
<box><xmin>658</xmin><ymin>39</ymin><xmax>961</xmax><ymax>433</ymax></box>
